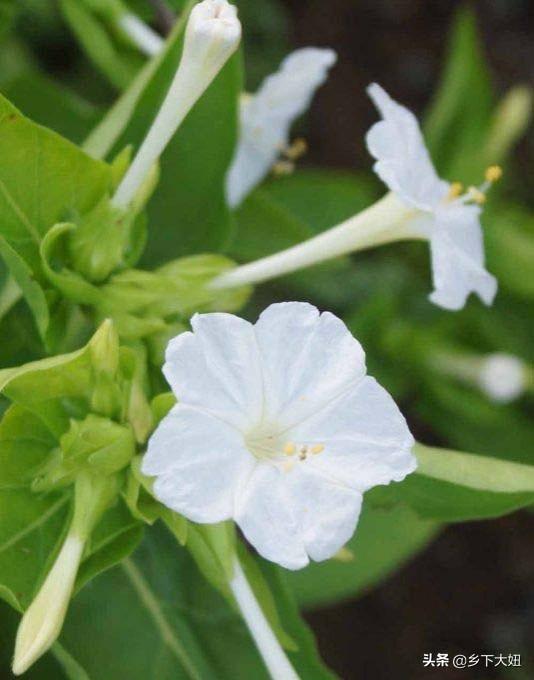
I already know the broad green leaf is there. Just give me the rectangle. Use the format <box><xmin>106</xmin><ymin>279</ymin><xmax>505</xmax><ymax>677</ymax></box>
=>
<box><xmin>232</xmin><ymin>170</ymin><xmax>383</xmax><ymax>309</ymax></box>
<box><xmin>424</xmin><ymin>6</ymin><xmax>494</xmax><ymax>183</ymax></box>
<box><xmin>0</xmin><ymin>405</ymin><xmax>56</xmax><ymax>490</ymax></box>
<box><xmin>261</xmin><ymin>169</ymin><xmax>380</xmax><ymax>234</ymax></box>
<box><xmin>54</xmin><ymin>523</ymin><xmax>335</xmax><ymax>679</ymax></box>
<box><xmin>0</xmin><ymin>331</ymin><xmax>94</xmax><ymax>436</ymax></box>
<box><xmin>0</xmin><ymin>488</ymin><xmax>70</xmax><ymax>611</ymax></box>
<box><xmin>232</xmin><ymin>170</ymin><xmax>379</xmax><ymax>262</ymax></box>
<box><xmin>2</xmin><ymin>72</ymin><xmax>99</xmax><ymax>144</ymax></box>
<box><xmin>415</xmin><ymin>443</ymin><xmax>534</xmax><ymax>494</ymax></box>
<box><xmin>383</xmin><ymin>443</ymin><xmax>534</xmax><ymax>522</ymax></box>
<box><xmin>287</xmin><ymin>501</ymin><xmax>439</xmax><ymax>610</ymax></box>
<box><xmin>0</xmin><ymin>92</ymin><xmax>112</xmax><ymax>333</ymax></box>
<box><xmin>86</xmin><ymin>1</ymin><xmax>242</xmax><ymax>262</ymax></box>
<box><xmin>418</xmin><ymin>380</ymin><xmax>534</xmax><ymax>467</ymax></box>
<box><xmin>391</xmin><ymin>475</ymin><xmax>533</xmax><ymax>522</ymax></box>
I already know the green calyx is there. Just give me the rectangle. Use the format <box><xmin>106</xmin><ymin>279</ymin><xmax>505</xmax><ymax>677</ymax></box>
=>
<box><xmin>67</xmin><ymin>197</ymin><xmax>136</xmax><ymax>283</ymax></box>
<box><xmin>32</xmin><ymin>414</ymin><xmax>136</xmax><ymax>493</ymax></box>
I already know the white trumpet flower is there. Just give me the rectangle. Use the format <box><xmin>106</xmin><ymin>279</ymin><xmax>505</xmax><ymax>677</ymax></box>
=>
<box><xmin>113</xmin><ymin>0</ymin><xmax>241</xmax><ymax>208</ymax></box>
<box><xmin>226</xmin><ymin>48</ymin><xmax>337</xmax><ymax>208</ymax></box>
<box><xmin>366</xmin><ymin>83</ymin><xmax>498</xmax><ymax>311</ymax></box>
<box><xmin>143</xmin><ymin>302</ymin><xmax>416</xmax><ymax>570</ymax></box>
<box><xmin>213</xmin><ymin>84</ymin><xmax>499</xmax><ymax>312</ymax></box>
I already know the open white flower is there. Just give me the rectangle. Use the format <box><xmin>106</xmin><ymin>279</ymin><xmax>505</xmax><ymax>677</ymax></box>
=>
<box><xmin>143</xmin><ymin>302</ymin><xmax>416</xmax><ymax>570</ymax></box>
<box><xmin>366</xmin><ymin>83</ymin><xmax>498</xmax><ymax>311</ymax></box>
<box><xmin>226</xmin><ymin>48</ymin><xmax>337</xmax><ymax>208</ymax></box>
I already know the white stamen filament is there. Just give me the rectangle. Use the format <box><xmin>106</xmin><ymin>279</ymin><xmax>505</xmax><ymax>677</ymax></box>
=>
<box><xmin>211</xmin><ymin>192</ymin><xmax>420</xmax><ymax>290</ymax></box>
<box><xmin>229</xmin><ymin>556</ymin><xmax>300</xmax><ymax>680</ymax></box>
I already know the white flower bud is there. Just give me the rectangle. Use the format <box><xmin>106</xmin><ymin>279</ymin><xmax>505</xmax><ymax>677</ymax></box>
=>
<box><xmin>183</xmin><ymin>0</ymin><xmax>241</xmax><ymax>84</ymax></box>
<box><xmin>478</xmin><ymin>353</ymin><xmax>526</xmax><ymax>403</ymax></box>
<box><xmin>12</xmin><ymin>535</ymin><xmax>84</xmax><ymax>676</ymax></box>
<box><xmin>113</xmin><ymin>0</ymin><xmax>241</xmax><ymax>208</ymax></box>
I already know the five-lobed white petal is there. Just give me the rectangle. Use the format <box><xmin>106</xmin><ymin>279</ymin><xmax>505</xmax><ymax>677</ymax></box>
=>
<box><xmin>366</xmin><ymin>83</ymin><xmax>497</xmax><ymax>311</ymax></box>
<box><xmin>143</xmin><ymin>302</ymin><xmax>416</xmax><ymax>570</ymax></box>
<box><xmin>226</xmin><ymin>48</ymin><xmax>337</xmax><ymax>208</ymax></box>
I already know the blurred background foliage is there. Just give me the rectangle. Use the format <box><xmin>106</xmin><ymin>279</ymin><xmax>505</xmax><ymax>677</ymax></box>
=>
<box><xmin>0</xmin><ymin>1</ymin><xmax>532</xmax><ymax>678</ymax></box>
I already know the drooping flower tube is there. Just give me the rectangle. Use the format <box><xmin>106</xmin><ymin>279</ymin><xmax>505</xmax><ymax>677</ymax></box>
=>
<box><xmin>226</xmin><ymin>48</ymin><xmax>337</xmax><ymax>208</ymax></box>
<box><xmin>113</xmin><ymin>0</ymin><xmax>242</xmax><ymax>209</ymax></box>
<box><xmin>143</xmin><ymin>302</ymin><xmax>416</xmax><ymax>569</ymax></box>
<box><xmin>212</xmin><ymin>84</ymin><xmax>499</xmax><ymax>311</ymax></box>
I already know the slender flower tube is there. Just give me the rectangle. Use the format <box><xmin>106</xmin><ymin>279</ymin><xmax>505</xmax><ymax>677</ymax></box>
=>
<box><xmin>12</xmin><ymin>473</ymin><xmax>117</xmax><ymax>675</ymax></box>
<box><xmin>113</xmin><ymin>0</ymin><xmax>241</xmax><ymax>209</ymax></box>
<box><xmin>226</xmin><ymin>48</ymin><xmax>337</xmax><ymax>208</ymax></box>
<box><xmin>229</xmin><ymin>556</ymin><xmax>299</xmax><ymax>680</ymax></box>
<box><xmin>118</xmin><ymin>12</ymin><xmax>165</xmax><ymax>56</ymax></box>
<box><xmin>142</xmin><ymin>302</ymin><xmax>415</xmax><ymax>569</ymax></box>
<box><xmin>212</xmin><ymin>84</ymin><xmax>499</xmax><ymax>311</ymax></box>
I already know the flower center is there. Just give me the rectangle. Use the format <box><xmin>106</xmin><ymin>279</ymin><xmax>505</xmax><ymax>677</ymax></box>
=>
<box><xmin>245</xmin><ymin>429</ymin><xmax>325</xmax><ymax>472</ymax></box>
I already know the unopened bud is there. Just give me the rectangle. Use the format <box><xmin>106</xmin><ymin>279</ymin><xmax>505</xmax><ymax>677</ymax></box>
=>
<box><xmin>478</xmin><ymin>353</ymin><xmax>526</xmax><ymax>404</ymax></box>
<box><xmin>113</xmin><ymin>0</ymin><xmax>241</xmax><ymax>208</ymax></box>
<box><xmin>12</xmin><ymin>535</ymin><xmax>84</xmax><ymax>676</ymax></box>
<box><xmin>484</xmin><ymin>86</ymin><xmax>533</xmax><ymax>163</ymax></box>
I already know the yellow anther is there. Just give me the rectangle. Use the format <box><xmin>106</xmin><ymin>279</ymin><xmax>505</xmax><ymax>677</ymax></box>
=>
<box><xmin>272</xmin><ymin>160</ymin><xmax>295</xmax><ymax>177</ymax></box>
<box><xmin>468</xmin><ymin>186</ymin><xmax>487</xmax><ymax>205</ymax></box>
<box><xmin>283</xmin><ymin>442</ymin><xmax>296</xmax><ymax>456</ymax></box>
<box><xmin>448</xmin><ymin>181</ymin><xmax>463</xmax><ymax>200</ymax></box>
<box><xmin>284</xmin><ymin>138</ymin><xmax>308</xmax><ymax>161</ymax></box>
<box><xmin>485</xmin><ymin>165</ymin><xmax>503</xmax><ymax>183</ymax></box>
<box><xmin>311</xmin><ymin>444</ymin><xmax>325</xmax><ymax>455</ymax></box>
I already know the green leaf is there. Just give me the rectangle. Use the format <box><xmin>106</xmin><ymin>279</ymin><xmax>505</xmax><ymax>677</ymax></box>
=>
<box><xmin>55</xmin><ymin>524</ymin><xmax>334</xmax><ymax>679</ymax></box>
<box><xmin>415</xmin><ymin>443</ymin><xmax>534</xmax><ymax>494</ymax></box>
<box><xmin>287</xmin><ymin>501</ymin><xmax>439</xmax><ymax>610</ymax></box>
<box><xmin>424</xmin><ymin>6</ymin><xmax>494</xmax><ymax>182</ymax></box>
<box><xmin>86</xmin><ymin>1</ymin><xmax>242</xmax><ymax>262</ymax></box>
<box><xmin>0</xmin><ymin>405</ymin><xmax>56</xmax><ymax>490</ymax></box>
<box><xmin>386</xmin><ymin>444</ymin><xmax>534</xmax><ymax>522</ymax></box>
<box><xmin>0</xmin><ymin>92</ymin><xmax>112</xmax><ymax>334</ymax></box>
<box><xmin>0</xmin><ymin>488</ymin><xmax>70</xmax><ymax>612</ymax></box>
<box><xmin>2</xmin><ymin>72</ymin><xmax>99</xmax><ymax>144</ymax></box>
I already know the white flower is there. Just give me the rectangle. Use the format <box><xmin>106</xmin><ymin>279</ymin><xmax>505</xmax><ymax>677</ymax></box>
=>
<box><xmin>142</xmin><ymin>302</ymin><xmax>416</xmax><ymax>570</ymax></box>
<box><xmin>226</xmin><ymin>48</ymin><xmax>337</xmax><ymax>208</ymax></box>
<box><xmin>366</xmin><ymin>83</ymin><xmax>498</xmax><ymax>311</ymax></box>
<box><xmin>478</xmin><ymin>353</ymin><xmax>526</xmax><ymax>403</ymax></box>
